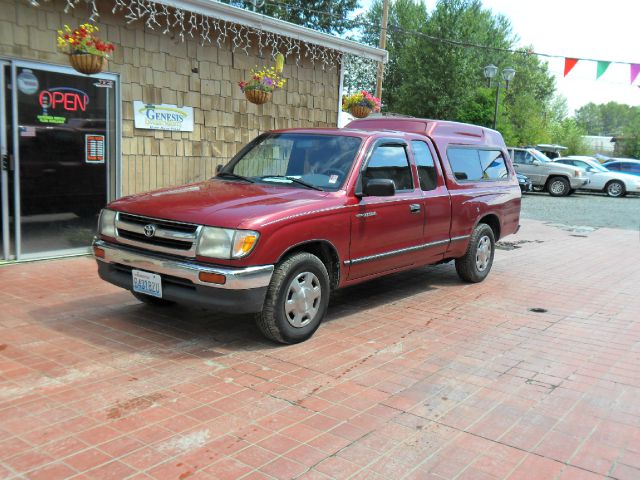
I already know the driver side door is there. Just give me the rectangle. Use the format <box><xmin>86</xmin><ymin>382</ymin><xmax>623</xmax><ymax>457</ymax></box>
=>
<box><xmin>347</xmin><ymin>140</ymin><xmax>425</xmax><ymax>280</ymax></box>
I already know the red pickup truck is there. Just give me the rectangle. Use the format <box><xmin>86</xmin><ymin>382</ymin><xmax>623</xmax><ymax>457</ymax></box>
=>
<box><xmin>94</xmin><ymin>118</ymin><xmax>521</xmax><ymax>343</ymax></box>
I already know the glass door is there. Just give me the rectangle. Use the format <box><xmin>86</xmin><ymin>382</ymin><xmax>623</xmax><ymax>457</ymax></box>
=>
<box><xmin>9</xmin><ymin>62</ymin><xmax>118</xmax><ymax>260</ymax></box>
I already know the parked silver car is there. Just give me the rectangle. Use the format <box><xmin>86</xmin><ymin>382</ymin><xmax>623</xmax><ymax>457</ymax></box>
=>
<box><xmin>507</xmin><ymin>147</ymin><xmax>588</xmax><ymax>196</ymax></box>
<box><xmin>553</xmin><ymin>156</ymin><xmax>640</xmax><ymax>197</ymax></box>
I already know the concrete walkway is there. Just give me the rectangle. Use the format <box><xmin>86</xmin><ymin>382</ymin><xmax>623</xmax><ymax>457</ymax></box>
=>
<box><xmin>1</xmin><ymin>219</ymin><xmax>639</xmax><ymax>480</ymax></box>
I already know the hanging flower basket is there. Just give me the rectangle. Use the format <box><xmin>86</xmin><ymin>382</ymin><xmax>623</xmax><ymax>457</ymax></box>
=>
<box><xmin>238</xmin><ymin>58</ymin><xmax>286</xmax><ymax>106</ymax></box>
<box><xmin>342</xmin><ymin>91</ymin><xmax>382</xmax><ymax>119</ymax></box>
<box><xmin>349</xmin><ymin>105</ymin><xmax>373</xmax><ymax>118</ymax></box>
<box><xmin>69</xmin><ymin>53</ymin><xmax>107</xmax><ymax>75</ymax></box>
<box><xmin>57</xmin><ymin>24</ymin><xmax>115</xmax><ymax>76</ymax></box>
<box><xmin>244</xmin><ymin>89</ymin><xmax>272</xmax><ymax>105</ymax></box>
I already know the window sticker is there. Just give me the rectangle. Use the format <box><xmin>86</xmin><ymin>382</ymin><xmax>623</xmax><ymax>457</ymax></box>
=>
<box><xmin>85</xmin><ymin>134</ymin><xmax>105</xmax><ymax>163</ymax></box>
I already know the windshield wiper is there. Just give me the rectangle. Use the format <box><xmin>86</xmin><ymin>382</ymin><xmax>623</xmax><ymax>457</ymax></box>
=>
<box><xmin>260</xmin><ymin>176</ymin><xmax>324</xmax><ymax>191</ymax></box>
<box><xmin>216</xmin><ymin>171</ymin><xmax>254</xmax><ymax>183</ymax></box>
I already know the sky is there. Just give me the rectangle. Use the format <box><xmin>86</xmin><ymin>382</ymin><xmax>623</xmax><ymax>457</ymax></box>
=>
<box><xmin>355</xmin><ymin>0</ymin><xmax>640</xmax><ymax>114</ymax></box>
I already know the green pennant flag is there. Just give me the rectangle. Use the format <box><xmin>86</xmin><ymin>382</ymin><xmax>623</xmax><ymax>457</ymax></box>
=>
<box><xmin>596</xmin><ymin>61</ymin><xmax>611</xmax><ymax>79</ymax></box>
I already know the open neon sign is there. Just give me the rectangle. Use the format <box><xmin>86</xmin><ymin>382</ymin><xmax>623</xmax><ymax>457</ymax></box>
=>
<box><xmin>38</xmin><ymin>87</ymin><xmax>90</xmax><ymax>112</ymax></box>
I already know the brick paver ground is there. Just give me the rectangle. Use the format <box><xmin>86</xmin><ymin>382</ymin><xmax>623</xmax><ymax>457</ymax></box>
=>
<box><xmin>1</xmin><ymin>218</ymin><xmax>639</xmax><ymax>480</ymax></box>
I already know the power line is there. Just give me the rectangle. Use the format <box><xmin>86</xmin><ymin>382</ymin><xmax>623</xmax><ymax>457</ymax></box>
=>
<box><xmin>256</xmin><ymin>0</ymin><xmax>640</xmax><ymax>66</ymax></box>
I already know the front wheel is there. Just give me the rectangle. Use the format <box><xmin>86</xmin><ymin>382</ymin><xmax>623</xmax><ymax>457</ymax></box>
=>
<box><xmin>605</xmin><ymin>180</ymin><xmax>625</xmax><ymax>197</ymax></box>
<box><xmin>255</xmin><ymin>252</ymin><xmax>330</xmax><ymax>344</ymax></box>
<box><xmin>547</xmin><ymin>177</ymin><xmax>570</xmax><ymax>197</ymax></box>
<box><xmin>455</xmin><ymin>224</ymin><xmax>495</xmax><ymax>283</ymax></box>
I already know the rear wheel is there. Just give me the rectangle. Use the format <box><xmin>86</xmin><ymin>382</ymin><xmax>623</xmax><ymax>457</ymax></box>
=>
<box><xmin>255</xmin><ymin>252</ymin><xmax>330</xmax><ymax>344</ymax></box>
<box><xmin>455</xmin><ymin>223</ymin><xmax>495</xmax><ymax>283</ymax></box>
<box><xmin>547</xmin><ymin>176</ymin><xmax>570</xmax><ymax>197</ymax></box>
<box><xmin>605</xmin><ymin>180</ymin><xmax>625</xmax><ymax>197</ymax></box>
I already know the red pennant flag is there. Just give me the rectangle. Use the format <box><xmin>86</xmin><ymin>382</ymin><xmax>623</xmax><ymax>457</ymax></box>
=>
<box><xmin>564</xmin><ymin>58</ymin><xmax>579</xmax><ymax>77</ymax></box>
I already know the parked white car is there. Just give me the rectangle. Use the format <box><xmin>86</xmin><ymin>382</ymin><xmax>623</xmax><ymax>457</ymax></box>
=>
<box><xmin>553</xmin><ymin>156</ymin><xmax>640</xmax><ymax>197</ymax></box>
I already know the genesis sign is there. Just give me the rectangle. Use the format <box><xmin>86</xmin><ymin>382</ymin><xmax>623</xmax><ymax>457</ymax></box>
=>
<box><xmin>134</xmin><ymin>101</ymin><xmax>194</xmax><ymax>132</ymax></box>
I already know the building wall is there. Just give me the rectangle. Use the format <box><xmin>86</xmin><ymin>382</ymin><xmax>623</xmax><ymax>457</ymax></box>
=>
<box><xmin>0</xmin><ymin>0</ymin><xmax>341</xmax><ymax>196</ymax></box>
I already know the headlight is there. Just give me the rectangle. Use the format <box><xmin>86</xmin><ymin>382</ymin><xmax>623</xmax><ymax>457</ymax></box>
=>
<box><xmin>98</xmin><ymin>209</ymin><xmax>117</xmax><ymax>237</ymax></box>
<box><xmin>197</xmin><ymin>227</ymin><xmax>259</xmax><ymax>259</ymax></box>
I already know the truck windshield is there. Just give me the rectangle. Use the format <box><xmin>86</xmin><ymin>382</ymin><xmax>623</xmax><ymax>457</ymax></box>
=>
<box><xmin>223</xmin><ymin>133</ymin><xmax>362</xmax><ymax>191</ymax></box>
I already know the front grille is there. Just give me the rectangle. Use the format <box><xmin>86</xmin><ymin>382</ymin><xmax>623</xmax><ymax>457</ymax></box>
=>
<box><xmin>115</xmin><ymin>212</ymin><xmax>201</xmax><ymax>257</ymax></box>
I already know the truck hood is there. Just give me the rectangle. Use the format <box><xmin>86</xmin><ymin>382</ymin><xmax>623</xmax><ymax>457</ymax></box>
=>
<box><xmin>108</xmin><ymin>179</ymin><xmax>331</xmax><ymax>229</ymax></box>
<box><xmin>546</xmin><ymin>162</ymin><xmax>582</xmax><ymax>174</ymax></box>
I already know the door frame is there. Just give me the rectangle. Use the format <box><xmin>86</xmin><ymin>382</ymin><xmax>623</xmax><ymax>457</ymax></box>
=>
<box><xmin>1</xmin><ymin>58</ymin><xmax>121</xmax><ymax>261</ymax></box>
<box><xmin>1</xmin><ymin>60</ymin><xmax>9</xmax><ymax>260</ymax></box>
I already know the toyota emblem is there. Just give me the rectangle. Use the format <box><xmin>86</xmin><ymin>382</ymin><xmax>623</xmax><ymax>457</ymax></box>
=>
<box><xmin>143</xmin><ymin>224</ymin><xmax>157</xmax><ymax>237</ymax></box>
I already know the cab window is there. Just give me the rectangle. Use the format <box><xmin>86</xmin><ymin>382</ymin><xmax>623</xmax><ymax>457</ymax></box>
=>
<box><xmin>447</xmin><ymin>147</ymin><xmax>508</xmax><ymax>182</ymax></box>
<box><xmin>478</xmin><ymin>150</ymin><xmax>508</xmax><ymax>180</ymax></box>
<box><xmin>364</xmin><ymin>144</ymin><xmax>414</xmax><ymax>191</ymax></box>
<box><xmin>411</xmin><ymin>141</ymin><xmax>437</xmax><ymax>191</ymax></box>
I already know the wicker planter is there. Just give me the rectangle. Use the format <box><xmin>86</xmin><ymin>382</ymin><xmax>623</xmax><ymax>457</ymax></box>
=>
<box><xmin>349</xmin><ymin>105</ymin><xmax>372</xmax><ymax>118</ymax></box>
<box><xmin>69</xmin><ymin>53</ymin><xmax>106</xmax><ymax>75</ymax></box>
<box><xmin>244</xmin><ymin>89</ymin><xmax>272</xmax><ymax>105</ymax></box>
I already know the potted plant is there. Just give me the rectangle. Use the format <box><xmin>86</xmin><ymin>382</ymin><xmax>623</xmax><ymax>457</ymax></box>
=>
<box><xmin>342</xmin><ymin>91</ymin><xmax>381</xmax><ymax>118</ymax></box>
<box><xmin>57</xmin><ymin>23</ymin><xmax>115</xmax><ymax>75</ymax></box>
<box><xmin>239</xmin><ymin>64</ymin><xmax>286</xmax><ymax>105</ymax></box>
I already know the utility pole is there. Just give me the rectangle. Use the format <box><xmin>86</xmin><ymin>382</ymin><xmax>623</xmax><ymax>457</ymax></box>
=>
<box><xmin>375</xmin><ymin>0</ymin><xmax>389</xmax><ymax>100</ymax></box>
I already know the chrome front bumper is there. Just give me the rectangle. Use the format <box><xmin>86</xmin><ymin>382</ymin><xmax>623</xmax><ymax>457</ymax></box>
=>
<box><xmin>93</xmin><ymin>239</ymin><xmax>274</xmax><ymax>290</ymax></box>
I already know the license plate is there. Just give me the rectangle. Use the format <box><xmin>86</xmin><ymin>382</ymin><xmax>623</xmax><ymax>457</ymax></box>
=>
<box><xmin>132</xmin><ymin>269</ymin><xmax>162</xmax><ymax>298</ymax></box>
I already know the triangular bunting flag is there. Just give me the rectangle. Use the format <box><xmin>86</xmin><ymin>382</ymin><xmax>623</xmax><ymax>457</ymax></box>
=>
<box><xmin>596</xmin><ymin>61</ymin><xmax>611</xmax><ymax>79</ymax></box>
<box><xmin>631</xmin><ymin>64</ymin><xmax>640</xmax><ymax>84</ymax></box>
<box><xmin>564</xmin><ymin>58</ymin><xmax>579</xmax><ymax>77</ymax></box>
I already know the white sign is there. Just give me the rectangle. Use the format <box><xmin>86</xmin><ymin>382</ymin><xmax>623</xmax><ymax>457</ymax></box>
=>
<box><xmin>134</xmin><ymin>101</ymin><xmax>194</xmax><ymax>132</ymax></box>
<box><xmin>17</xmin><ymin>69</ymin><xmax>39</xmax><ymax>95</ymax></box>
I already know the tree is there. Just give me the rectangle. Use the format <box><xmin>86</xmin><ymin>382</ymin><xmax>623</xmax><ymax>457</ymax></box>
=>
<box><xmin>575</xmin><ymin>101</ymin><xmax>638</xmax><ymax>136</ymax></box>
<box><xmin>548</xmin><ymin>119</ymin><xmax>586</xmax><ymax>156</ymax></box>
<box><xmin>355</xmin><ymin>0</ymin><xmax>557</xmax><ymax>147</ymax></box>
<box><xmin>221</xmin><ymin>0</ymin><xmax>360</xmax><ymax>34</ymax></box>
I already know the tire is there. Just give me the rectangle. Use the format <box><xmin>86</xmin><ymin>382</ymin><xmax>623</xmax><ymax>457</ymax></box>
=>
<box><xmin>567</xmin><ymin>189</ymin><xmax>575</xmax><ymax>196</ymax></box>
<box><xmin>455</xmin><ymin>223</ymin><xmax>495</xmax><ymax>283</ymax></box>
<box><xmin>547</xmin><ymin>176</ymin><xmax>570</xmax><ymax>197</ymax></box>
<box><xmin>255</xmin><ymin>252</ymin><xmax>330</xmax><ymax>344</ymax></box>
<box><xmin>132</xmin><ymin>291</ymin><xmax>175</xmax><ymax>306</ymax></box>
<box><xmin>605</xmin><ymin>180</ymin><xmax>626</xmax><ymax>197</ymax></box>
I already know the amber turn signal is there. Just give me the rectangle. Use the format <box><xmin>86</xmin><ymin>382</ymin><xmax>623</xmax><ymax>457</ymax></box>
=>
<box><xmin>198</xmin><ymin>272</ymin><xmax>226</xmax><ymax>285</ymax></box>
<box><xmin>93</xmin><ymin>246</ymin><xmax>105</xmax><ymax>259</ymax></box>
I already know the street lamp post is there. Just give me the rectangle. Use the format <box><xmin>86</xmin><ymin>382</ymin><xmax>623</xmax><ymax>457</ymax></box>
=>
<box><xmin>484</xmin><ymin>65</ymin><xmax>516</xmax><ymax>130</ymax></box>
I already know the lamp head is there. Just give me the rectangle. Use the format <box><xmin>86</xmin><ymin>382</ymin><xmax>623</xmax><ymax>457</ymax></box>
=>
<box><xmin>502</xmin><ymin>67</ymin><xmax>516</xmax><ymax>82</ymax></box>
<box><xmin>484</xmin><ymin>64</ymin><xmax>498</xmax><ymax>79</ymax></box>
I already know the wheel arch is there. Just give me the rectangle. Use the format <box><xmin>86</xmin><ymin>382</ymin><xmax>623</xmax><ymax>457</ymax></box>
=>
<box><xmin>475</xmin><ymin>214</ymin><xmax>501</xmax><ymax>241</ymax></box>
<box><xmin>604</xmin><ymin>178</ymin><xmax>626</xmax><ymax>192</ymax></box>
<box><xmin>545</xmin><ymin>174</ymin><xmax>571</xmax><ymax>187</ymax></box>
<box><xmin>277</xmin><ymin>240</ymin><xmax>341</xmax><ymax>289</ymax></box>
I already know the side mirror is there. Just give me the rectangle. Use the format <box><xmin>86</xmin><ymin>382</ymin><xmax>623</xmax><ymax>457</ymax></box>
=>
<box><xmin>586</xmin><ymin>167</ymin><xmax>595</xmax><ymax>173</ymax></box>
<box><xmin>532</xmin><ymin>159</ymin><xmax>542</xmax><ymax>166</ymax></box>
<box><xmin>363</xmin><ymin>178</ymin><xmax>396</xmax><ymax>197</ymax></box>
<box><xmin>215</xmin><ymin>164</ymin><xmax>224</xmax><ymax>174</ymax></box>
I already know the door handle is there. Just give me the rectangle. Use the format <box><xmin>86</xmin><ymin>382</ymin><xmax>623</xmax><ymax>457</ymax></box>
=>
<box><xmin>409</xmin><ymin>204</ymin><xmax>421</xmax><ymax>213</ymax></box>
